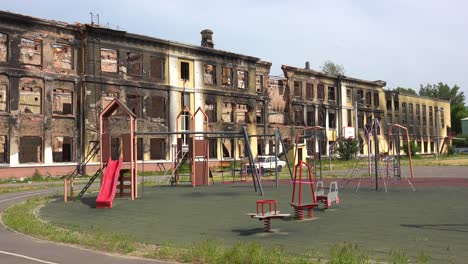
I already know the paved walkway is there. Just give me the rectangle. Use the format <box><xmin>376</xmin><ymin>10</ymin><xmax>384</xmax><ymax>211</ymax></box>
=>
<box><xmin>0</xmin><ymin>189</ymin><xmax>167</xmax><ymax>264</ymax></box>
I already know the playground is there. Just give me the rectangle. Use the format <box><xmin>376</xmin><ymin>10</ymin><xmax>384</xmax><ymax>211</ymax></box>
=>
<box><xmin>41</xmin><ymin>179</ymin><xmax>468</xmax><ymax>262</ymax></box>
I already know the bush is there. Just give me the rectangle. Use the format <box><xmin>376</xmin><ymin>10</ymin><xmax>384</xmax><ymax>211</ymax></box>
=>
<box><xmin>335</xmin><ymin>138</ymin><xmax>359</xmax><ymax>160</ymax></box>
<box><xmin>447</xmin><ymin>145</ymin><xmax>456</xmax><ymax>156</ymax></box>
<box><xmin>402</xmin><ymin>141</ymin><xmax>419</xmax><ymax>157</ymax></box>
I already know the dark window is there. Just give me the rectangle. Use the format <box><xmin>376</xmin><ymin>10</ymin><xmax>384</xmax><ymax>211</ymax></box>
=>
<box><xmin>366</xmin><ymin>91</ymin><xmax>371</xmax><ymax>105</ymax></box>
<box><xmin>373</xmin><ymin>92</ymin><xmax>379</xmax><ymax>107</ymax></box>
<box><xmin>256</xmin><ymin>75</ymin><xmax>263</xmax><ymax>92</ymax></box>
<box><xmin>150</xmin><ymin>57</ymin><xmax>165</xmax><ymax>79</ymax></box>
<box><xmin>19</xmin><ymin>136</ymin><xmax>42</xmax><ymax>163</ymax></box>
<box><xmin>347</xmin><ymin>109</ymin><xmax>352</xmax><ymax>126</ymax></box>
<box><xmin>294</xmin><ymin>107</ymin><xmax>303</xmax><ymax>125</ymax></box>
<box><xmin>307</xmin><ymin>108</ymin><xmax>315</xmax><ymax>126</ymax></box>
<box><xmin>127</xmin><ymin>95</ymin><xmax>142</xmax><ymax>117</ymax></box>
<box><xmin>150</xmin><ymin>138</ymin><xmax>165</xmax><ymax>160</ymax></box>
<box><xmin>53</xmin><ymin>88</ymin><xmax>73</xmax><ymax>115</ymax></box>
<box><xmin>329</xmin><ymin>86</ymin><xmax>336</xmax><ymax>102</ymax></box>
<box><xmin>294</xmin><ymin>81</ymin><xmax>302</xmax><ymax>97</ymax></box>
<box><xmin>181</xmin><ymin>62</ymin><xmax>190</xmax><ymax>81</ymax></box>
<box><xmin>126</xmin><ymin>52</ymin><xmax>142</xmax><ymax>76</ymax></box>
<box><xmin>149</xmin><ymin>96</ymin><xmax>166</xmax><ymax>120</ymax></box>
<box><xmin>429</xmin><ymin>106</ymin><xmax>433</xmax><ymax>127</ymax></box>
<box><xmin>318</xmin><ymin>84</ymin><xmax>325</xmax><ymax>100</ymax></box>
<box><xmin>205</xmin><ymin>102</ymin><xmax>216</xmax><ymax>123</ymax></box>
<box><xmin>256</xmin><ymin>105</ymin><xmax>264</xmax><ymax>124</ymax></box>
<box><xmin>0</xmin><ymin>135</ymin><xmax>7</xmax><ymax>163</ymax></box>
<box><xmin>329</xmin><ymin>110</ymin><xmax>336</xmax><ymax>128</ymax></box>
<box><xmin>306</xmin><ymin>83</ymin><xmax>313</xmax><ymax>99</ymax></box>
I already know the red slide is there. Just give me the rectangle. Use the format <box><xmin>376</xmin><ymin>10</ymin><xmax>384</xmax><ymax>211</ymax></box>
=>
<box><xmin>96</xmin><ymin>158</ymin><xmax>122</xmax><ymax>209</ymax></box>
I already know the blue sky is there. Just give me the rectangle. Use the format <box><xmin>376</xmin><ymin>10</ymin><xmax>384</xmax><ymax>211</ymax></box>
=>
<box><xmin>2</xmin><ymin>0</ymin><xmax>467</xmax><ymax>98</ymax></box>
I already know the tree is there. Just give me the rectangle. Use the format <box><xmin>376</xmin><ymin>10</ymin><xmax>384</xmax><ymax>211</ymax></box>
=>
<box><xmin>419</xmin><ymin>82</ymin><xmax>466</xmax><ymax>134</ymax></box>
<box><xmin>335</xmin><ymin>138</ymin><xmax>359</xmax><ymax>160</ymax></box>
<box><xmin>320</xmin><ymin>60</ymin><xmax>345</xmax><ymax>75</ymax></box>
<box><xmin>402</xmin><ymin>141</ymin><xmax>420</xmax><ymax>157</ymax></box>
<box><xmin>394</xmin><ymin>87</ymin><xmax>417</xmax><ymax>95</ymax></box>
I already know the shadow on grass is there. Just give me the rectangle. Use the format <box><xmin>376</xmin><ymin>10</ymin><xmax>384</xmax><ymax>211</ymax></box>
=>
<box><xmin>80</xmin><ymin>197</ymin><xmax>97</xmax><ymax>208</ymax></box>
<box><xmin>401</xmin><ymin>223</ymin><xmax>468</xmax><ymax>233</ymax></box>
<box><xmin>232</xmin><ymin>228</ymin><xmax>266</xmax><ymax>236</ymax></box>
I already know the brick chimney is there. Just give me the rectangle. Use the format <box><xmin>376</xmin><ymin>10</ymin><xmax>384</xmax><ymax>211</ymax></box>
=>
<box><xmin>201</xmin><ymin>29</ymin><xmax>214</xmax><ymax>48</ymax></box>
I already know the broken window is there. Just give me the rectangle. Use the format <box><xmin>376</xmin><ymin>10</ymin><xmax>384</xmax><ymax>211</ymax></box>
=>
<box><xmin>0</xmin><ymin>33</ymin><xmax>7</xmax><ymax>62</ymax></box>
<box><xmin>306</xmin><ymin>108</ymin><xmax>315</xmax><ymax>126</ymax></box>
<box><xmin>346</xmin><ymin>89</ymin><xmax>352</xmax><ymax>102</ymax></box>
<box><xmin>20</xmin><ymin>38</ymin><xmax>42</xmax><ymax>65</ymax></box>
<box><xmin>127</xmin><ymin>95</ymin><xmax>142</xmax><ymax>117</ymax></box>
<box><xmin>416</xmin><ymin>104</ymin><xmax>421</xmax><ymax>126</ymax></box>
<box><xmin>318</xmin><ymin>84</ymin><xmax>325</xmax><ymax>100</ymax></box>
<box><xmin>19</xmin><ymin>77</ymin><xmax>43</xmax><ymax>114</ymax></box>
<box><xmin>19</xmin><ymin>136</ymin><xmax>42</xmax><ymax>163</ymax></box>
<box><xmin>204</xmin><ymin>64</ymin><xmax>216</xmax><ymax>85</ymax></box>
<box><xmin>256</xmin><ymin>75</ymin><xmax>263</xmax><ymax>92</ymax></box>
<box><xmin>394</xmin><ymin>95</ymin><xmax>399</xmax><ymax>111</ymax></box>
<box><xmin>329</xmin><ymin>86</ymin><xmax>336</xmax><ymax>102</ymax></box>
<box><xmin>205</xmin><ymin>102</ymin><xmax>216</xmax><ymax>123</ymax></box>
<box><xmin>366</xmin><ymin>91</ymin><xmax>371</xmax><ymax>105</ymax></box>
<box><xmin>408</xmin><ymin>103</ymin><xmax>414</xmax><ymax>124</ymax></box>
<box><xmin>422</xmin><ymin>105</ymin><xmax>427</xmax><ymax>127</ymax></box>
<box><xmin>209</xmin><ymin>139</ymin><xmax>217</xmax><ymax>159</ymax></box>
<box><xmin>294</xmin><ymin>107</ymin><xmax>303</xmax><ymax>126</ymax></box>
<box><xmin>373</xmin><ymin>92</ymin><xmax>379</xmax><ymax>107</ymax></box>
<box><xmin>150</xmin><ymin>138</ymin><xmax>165</xmax><ymax>160</ymax></box>
<box><xmin>100</xmin><ymin>48</ymin><xmax>118</xmax><ymax>73</ymax></box>
<box><xmin>402</xmin><ymin>102</ymin><xmax>407</xmax><ymax>114</ymax></box>
<box><xmin>429</xmin><ymin>106</ymin><xmax>433</xmax><ymax>127</ymax></box>
<box><xmin>150</xmin><ymin>56</ymin><xmax>165</xmax><ymax>79</ymax></box>
<box><xmin>347</xmin><ymin>109</ymin><xmax>352</xmax><ymax>126</ymax></box>
<box><xmin>222</xmin><ymin>102</ymin><xmax>233</xmax><ymax>123</ymax></box>
<box><xmin>236</xmin><ymin>104</ymin><xmax>248</xmax><ymax>124</ymax></box>
<box><xmin>256</xmin><ymin>104</ymin><xmax>264</xmax><ymax>124</ymax></box>
<box><xmin>52</xmin><ymin>43</ymin><xmax>72</xmax><ymax>69</ymax></box>
<box><xmin>440</xmin><ymin>108</ymin><xmax>445</xmax><ymax>127</ymax></box>
<box><xmin>53</xmin><ymin>88</ymin><xmax>73</xmax><ymax>115</ymax></box>
<box><xmin>0</xmin><ymin>75</ymin><xmax>8</xmax><ymax>112</ymax></box>
<box><xmin>52</xmin><ymin>136</ymin><xmax>73</xmax><ymax>162</ymax></box>
<box><xmin>306</xmin><ymin>83</ymin><xmax>313</xmax><ymax>100</ymax></box>
<box><xmin>294</xmin><ymin>81</ymin><xmax>302</xmax><ymax>97</ymax></box>
<box><xmin>0</xmin><ymin>136</ymin><xmax>7</xmax><ymax>163</ymax></box>
<box><xmin>357</xmin><ymin>90</ymin><xmax>364</xmax><ymax>103</ymax></box>
<box><xmin>222</xmin><ymin>67</ymin><xmax>233</xmax><ymax>87</ymax></box>
<box><xmin>358</xmin><ymin>111</ymin><xmax>364</xmax><ymax>128</ymax></box>
<box><xmin>149</xmin><ymin>96</ymin><xmax>166</xmax><ymax>119</ymax></box>
<box><xmin>318</xmin><ymin>107</ymin><xmax>326</xmax><ymax>127</ymax></box>
<box><xmin>180</xmin><ymin>61</ymin><xmax>190</xmax><ymax>81</ymax></box>
<box><xmin>237</xmin><ymin>70</ymin><xmax>248</xmax><ymax>89</ymax></box>
<box><xmin>329</xmin><ymin>110</ymin><xmax>336</xmax><ymax>128</ymax></box>
<box><xmin>127</xmin><ymin>52</ymin><xmax>142</xmax><ymax>76</ymax></box>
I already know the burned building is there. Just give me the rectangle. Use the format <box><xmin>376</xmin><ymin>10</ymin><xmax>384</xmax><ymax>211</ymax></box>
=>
<box><xmin>0</xmin><ymin>11</ymin><xmax>271</xmax><ymax>177</ymax></box>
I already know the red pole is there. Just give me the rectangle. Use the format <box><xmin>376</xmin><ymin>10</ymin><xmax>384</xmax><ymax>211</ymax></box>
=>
<box><xmin>291</xmin><ymin>164</ymin><xmax>297</xmax><ymax>203</ymax></box>
<box><xmin>299</xmin><ymin>161</ymin><xmax>303</xmax><ymax>206</ymax></box>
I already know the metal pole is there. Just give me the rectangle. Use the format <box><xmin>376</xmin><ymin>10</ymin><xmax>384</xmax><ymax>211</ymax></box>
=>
<box><xmin>354</xmin><ymin>101</ymin><xmax>358</xmax><ymax>142</ymax></box>
<box><xmin>435</xmin><ymin>109</ymin><xmax>440</xmax><ymax>159</ymax></box>
<box><xmin>275</xmin><ymin>130</ymin><xmax>279</xmax><ymax>189</ymax></box>
<box><xmin>373</xmin><ymin>119</ymin><xmax>379</xmax><ymax>191</ymax></box>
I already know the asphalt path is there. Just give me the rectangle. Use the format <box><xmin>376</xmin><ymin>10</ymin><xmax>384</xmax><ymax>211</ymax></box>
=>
<box><xmin>0</xmin><ymin>189</ymin><xmax>167</xmax><ymax>264</ymax></box>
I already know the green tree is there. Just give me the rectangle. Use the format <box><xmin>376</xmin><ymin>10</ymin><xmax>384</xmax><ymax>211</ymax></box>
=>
<box><xmin>394</xmin><ymin>86</ymin><xmax>417</xmax><ymax>95</ymax></box>
<box><xmin>320</xmin><ymin>60</ymin><xmax>345</xmax><ymax>75</ymax></box>
<box><xmin>419</xmin><ymin>82</ymin><xmax>466</xmax><ymax>134</ymax></box>
<box><xmin>335</xmin><ymin>138</ymin><xmax>359</xmax><ymax>160</ymax></box>
<box><xmin>402</xmin><ymin>141</ymin><xmax>420</xmax><ymax>157</ymax></box>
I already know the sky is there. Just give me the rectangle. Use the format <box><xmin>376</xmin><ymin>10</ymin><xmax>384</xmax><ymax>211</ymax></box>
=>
<box><xmin>2</xmin><ymin>0</ymin><xmax>468</xmax><ymax>98</ymax></box>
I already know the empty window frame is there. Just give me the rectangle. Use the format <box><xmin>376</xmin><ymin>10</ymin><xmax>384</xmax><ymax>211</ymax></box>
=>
<box><xmin>306</xmin><ymin>108</ymin><xmax>315</xmax><ymax>126</ymax></box>
<box><xmin>356</xmin><ymin>90</ymin><xmax>364</xmax><ymax>103</ymax></box>
<box><xmin>150</xmin><ymin>56</ymin><xmax>165</xmax><ymax>79</ymax></box>
<box><xmin>294</xmin><ymin>106</ymin><xmax>303</xmax><ymax>126</ymax></box>
<box><xmin>373</xmin><ymin>92</ymin><xmax>379</xmax><ymax>107</ymax></box>
<box><xmin>20</xmin><ymin>38</ymin><xmax>42</xmax><ymax>65</ymax></box>
<box><xmin>358</xmin><ymin>111</ymin><xmax>364</xmax><ymax>128</ymax></box>
<box><xmin>100</xmin><ymin>48</ymin><xmax>118</xmax><ymax>73</ymax></box>
<box><xmin>236</xmin><ymin>104</ymin><xmax>248</xmax><ymax>124</ymax></box>
<box><xmin>347</xmin><ymin>109</ymin><xmax>352</xmax><ymax>126</ymax></box>
<box><xmin>294</xmin><ymin>81</ymin><xmax>302</xmax><ymax>97</ymax></box>
<box><xmin>256</xmin><ymin>104</ymin><xmax>264</xmax><ymax>124</ymax></box>
<box><xmin>52</xmin><ymin>136</ymin><xmax>73</xmax><ymax>162</ymax></box>
<box><xmin>422</xmin><ymin>105</ymin><xmax>427</xmax><ymax>127</ymax></box>
<box><xmin>346</xmin><ymin>89</ymin><xmax>352</xmax><ymax>102</ymax></box>
<box><xmin>205</xmin><ymin>102</ymin><xmax>217</xmax><ymax>123</ymax></box>
<box><xmin>222</xmin><ymin>67</ymin><xmax>233</xmax><ymax>87</ymax></box>
<box><xmin>0</xmin><ymin>33</ymin><xmax>7</xmax><ymax>62</ymax></box>
<box><xmin>237</xmin><ymin>70</ymin><xmax>248</xmax><ymax>89</ymax></box>
<box><xmin>256</xmin><ymin>75</ymin><xmax>263</xmax><ymax>92</ymax></box>
<box><xmin>317</xmin><ymin>84</ymin><xmax>325</xmax><ymax>100</ymax></box>
<box><xmin>53</xmin><ymin>87</ymin><xmax>73</xmax><ymax>115</ymax></box>
<box><xmin>149</xmin><ymin>96</ymin><xmax>166</xmax><ymax>119</ymax></box>
<box><xmin>408</xmin><ymin>103</ymin><xmax>414</xmax><ymax>124</ymax></box>
<box><xmin>52</xmin><ymin>43</ymin><xmax>72</xmax><ymax>69</ymax></box>
<box><xmin>0</xmin><ymin>135</ymin><xmax>7</xmax><ymax>163</ymax></box>
<box><xmin>180</xmin><ymin>61</ymin><xmax>190</xmax><ymax>81</ymax></box>
<box><xmin>19</xmin><ymin>78</ymin><xmax>43</xmax><ymax>114</ymax></box>
<box><xmin>394</xmin><ymin>95</ymin><xmax>399</xmax><ymax>111</ymax></box>
<box><xmin>306</xmin><ymin>83</ymin><xmax>314</xmax><ymax>100</ymax></box>
<box><xmin>318</xmin><ymin>107</ymin><xmax>326</xmax><ymax>127</ymax></box>
<box><xmin>415</xmin><ymin>104</ymin><xmax>421</xmax><ymax>126</ymax></box>
<box><xmin>19</xmin><ymin>136</ymin><xmax>42</xmax><ymax>163</ymax></box>
<box><xmin>329</xmin><ymin>86</ymin><xmax>336</xmax><ymax>102</ymax></box>
<box><xmin>329</xmin><ymin>110</ymin><xmax>336</xmax><ymax>128</ymax></box>
<box><xmin>127</xmin><ymin>95</ymin><xmax>142</xmax><ymax>117</ymax></box>
<box><xmin>401</xmin><ymin>102</ymin><xmax>407</xmax><ymax>114</ymax></box>
<box><xmin>429</xmin><ymin>106</ymin><xmax>433</xmax><ymax>127</ymax></box>
<box><xmin>209</xmin><ymin>139</ymin><xmax>217</xmax><ymax>159</ymax></box>
<box><xmin>127</xmin><ymin>52</ymin><xmax>142</xmax><ymax>76</ymax></box>
<box><xmin>150</xmin><ymin>138</ymin><xmax>165</xmax><ymax>160</ymax></box>
<box><xmin>440</xmin><ymin>108</ymin><xmax>445</xmax><ymax>127</ymax></box>
<box><xmin>0</xmin><ymin>75</ymin><xmax>8</xmax><ymax>112</ymax></box>
<box><xmin>365</xmin><ymin>91</ymin><xmax>371</xmax><ymax>105</ymax></box>
<box><xmin>204</xmin><ymin>64</ymin><xmax>216</xmax><ymax>85</ymax></box>
<box><xmin>222</xmin><ymin>102</ymin><xmax>233</xmax><ymax>122</ymax></box>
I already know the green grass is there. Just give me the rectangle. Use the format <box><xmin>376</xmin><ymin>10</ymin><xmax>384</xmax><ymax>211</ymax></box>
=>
<box><xmin>328</xmin><ymin>243</ymin><xmax>370</xmax><ymax>264</ymax></box>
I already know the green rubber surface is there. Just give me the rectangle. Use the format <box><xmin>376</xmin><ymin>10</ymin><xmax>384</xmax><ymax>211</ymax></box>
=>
<box><xmin>41</xmin><ymin>182</ymin><xmax>468</xmax><ymax>262</ymax></box>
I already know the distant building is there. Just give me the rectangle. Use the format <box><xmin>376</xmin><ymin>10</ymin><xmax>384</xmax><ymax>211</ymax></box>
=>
<box><xmin>462</xmin><ymin>117</ymin><xmax>468</xmax><ymax>135</ymax></box>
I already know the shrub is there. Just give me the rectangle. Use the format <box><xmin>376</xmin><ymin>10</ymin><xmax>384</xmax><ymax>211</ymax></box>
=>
<box><xmin>335</xmin><ymin>138</ymin><xmax>359</xmax><ymax>160</ymax></box>
<box><xmin>402</xmin><ymin>141</ymin><xmax>419</xmax><ymax>157</ymax></box>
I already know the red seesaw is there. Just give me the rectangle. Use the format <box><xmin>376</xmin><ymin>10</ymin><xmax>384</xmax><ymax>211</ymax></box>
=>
<box><xmin>248</xmin><ymin>199</ymin><xmax>290</xmax><ymax>232</ymax></box>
